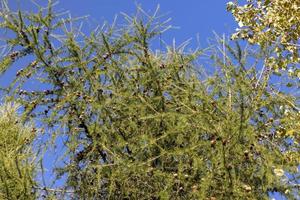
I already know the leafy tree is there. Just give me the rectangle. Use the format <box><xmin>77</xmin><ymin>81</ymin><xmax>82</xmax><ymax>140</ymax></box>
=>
<box><xmin>227</xmin><ymin>0</ymin><xmax>300</xmax><ymax>76</ymax></box>
<box><xmin>0</xmin><ymin>0</ymin><xmax>299</xmax><ymax>199</ymax></box>
<box><xmin>0</xmin><ymin>103</ymin><xmax>36</xmax><ymax>200</ymax></box>
<box><xmin>227</xmin><ymin>0</ymin><xmax>300</xmax><ymax>198</ymax></box>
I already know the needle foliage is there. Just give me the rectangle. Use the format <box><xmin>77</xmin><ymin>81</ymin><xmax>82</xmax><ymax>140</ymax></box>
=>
<box><xmin>0</xmin><ymin>0</ymin><xmax>299</xmax><ymax>199</ymax></box>
<box><xmin>0</xmin><ymin>103</ymin><xmax>36</xmax><ymax>200</ymax></box>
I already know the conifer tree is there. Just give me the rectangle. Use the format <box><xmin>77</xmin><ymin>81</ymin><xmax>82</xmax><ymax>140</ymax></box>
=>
<box><xmin>0</xmin><ymin>0</ymin><xmax>299</xmax><ymax>199</ymax></box>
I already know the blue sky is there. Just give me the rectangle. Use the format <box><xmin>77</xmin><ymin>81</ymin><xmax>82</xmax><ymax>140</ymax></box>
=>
<box><xmin>5</xmin><ymin>1</ymin><xmax>287</xmax><ymax>199</ymax></box>
<box><xmin>61</xmin><ymin>0</ymin><xmax>235</xmax><ymax>39</ymax></box>
<box><xmin>10</xmin><ymin>0</ymin><xmax>236</xmax><ymax>47</ymax></box>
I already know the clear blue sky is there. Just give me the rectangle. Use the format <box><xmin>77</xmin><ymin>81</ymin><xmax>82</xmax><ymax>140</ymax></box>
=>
<box><xmin>10</xmin><ymin>0</ymin><xmax>236</xmax><ymax>46</ymax></box>
<box><xmin>6</xmin><ymin>1</ymin><xmax>286</xmax><ymax>199</ymax></box>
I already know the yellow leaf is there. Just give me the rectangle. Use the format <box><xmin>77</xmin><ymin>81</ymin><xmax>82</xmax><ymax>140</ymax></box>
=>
<box><xmin>274</xmin><ymin>168</ymin><xmax>284</xmax><ymax>177</ymax></box>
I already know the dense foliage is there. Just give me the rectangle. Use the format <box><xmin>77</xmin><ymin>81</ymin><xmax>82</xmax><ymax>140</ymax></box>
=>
<box><xmin>0</xmin><ymin>103</ymin><xmax>36</xmax><ymax>200</ymax></box>
<box><xmin>0</xmin><ymin>0</ymin><xmax>299</xmax><ymax>199</ymax></box>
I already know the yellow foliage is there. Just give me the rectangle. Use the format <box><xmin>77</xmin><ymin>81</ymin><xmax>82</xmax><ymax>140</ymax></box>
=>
<box><xmin>228</xmin><ymin>0</ymin><xmax>300</xmax><ymax>70</ymax></box>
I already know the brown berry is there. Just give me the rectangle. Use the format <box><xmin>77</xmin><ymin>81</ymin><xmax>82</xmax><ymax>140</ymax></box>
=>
<box><xmin>210</xmin><ymin>139</ymin><xmax>216</xmax><ymax>147</ymax></box>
